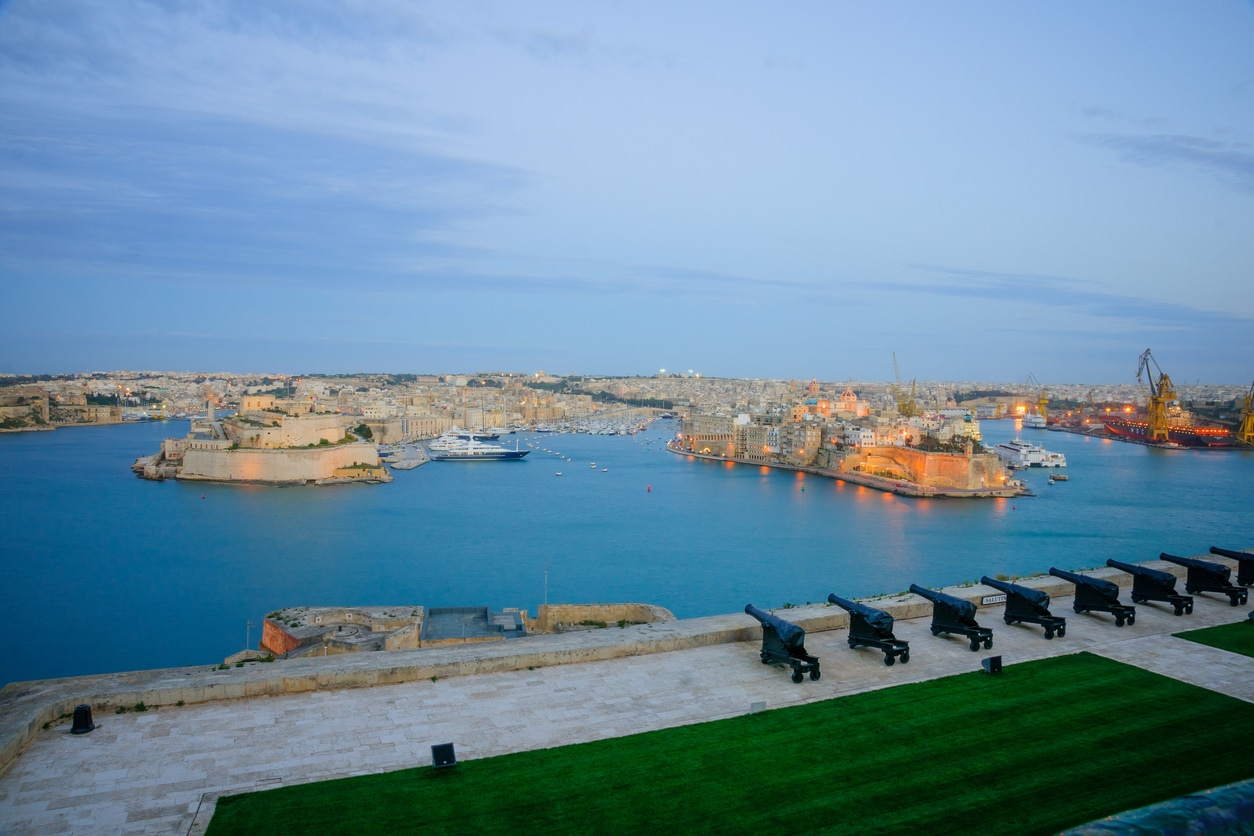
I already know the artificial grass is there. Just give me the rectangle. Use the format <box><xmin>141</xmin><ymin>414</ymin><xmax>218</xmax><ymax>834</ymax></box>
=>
<box><xmin>206</xmin><ymin>653</ymin><xmax>1254</xmax><ymax>836</ymax></box>
<box><xmin>1174</xmin><ymin>619</ymin><xmax>1254</xmax><ymax>658</ymax></box>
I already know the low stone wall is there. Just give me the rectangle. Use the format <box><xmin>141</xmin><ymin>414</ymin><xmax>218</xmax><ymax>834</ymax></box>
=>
<box><xmin>0</xmin><ymin>554</ymin><xmax>1240</xmax><ymax>779</ymax></box>
<box><xmin>536</xmin><ymin>603</ymin><xmax>675</xmax><ymax>632</ymax></box>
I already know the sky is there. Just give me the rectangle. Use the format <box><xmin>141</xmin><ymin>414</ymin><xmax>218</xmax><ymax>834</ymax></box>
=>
<box><xmin>2</xmin><ymin>1</ymin><xmax>1253</xmax><ymax>384</ymax></box>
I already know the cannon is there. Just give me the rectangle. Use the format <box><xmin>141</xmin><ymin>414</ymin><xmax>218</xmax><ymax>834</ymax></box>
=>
<box><xmin>827</xmin><ymin>594</ymin><xmax>910</xmax><ymax>665</ymax></box>
<box><xmin>1048</xmin><ymin>568</ymin><xmax>1135</xmax><ymax>626</ymax></box>
<box><xmin>1160</xmin><ymin>553</ymin><xmax>1248</xmax><ymax>607</ymax></box>
<box><xmin>907</xmin><ymin>584</ymin><xmax>992</xmax><ymax>651</ymax></box>
<box><xmin>744</xmin><ymin>604</ymin><xmax>821</xmax><ymax>683</ymax></box>
<box><xmin>1105</xmin><ymin>559</ymin><xmax>1193</xmax><ymax>616</ymax></box>
<box><xmin>1209</xmin><ymin>546</ymin><xmax>1254</xmax><ymax>587</ymax></box>
<box><xmin>979</xmin><ymin>576</ymin><xmax>1067</xmax><ymax>639</ymax></box>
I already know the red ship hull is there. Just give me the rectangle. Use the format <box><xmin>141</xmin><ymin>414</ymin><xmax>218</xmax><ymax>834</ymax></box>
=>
<box><xmin>1101</xmin><ymin>417</ymin><xmax>1235</xmax><ymax>447</ymax></box>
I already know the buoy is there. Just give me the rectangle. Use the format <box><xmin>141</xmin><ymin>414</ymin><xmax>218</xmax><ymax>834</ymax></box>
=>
<box><xmin>647</xmin><ymin>484</ymin><xmax>651</xmax><ymax>492</ymax></box>
<box><xmin>201</xmin><ymin>493</ymin><xmax>205</xmax><ymax>499</ymax></box>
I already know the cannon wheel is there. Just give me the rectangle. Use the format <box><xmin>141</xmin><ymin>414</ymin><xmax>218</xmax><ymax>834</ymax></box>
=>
<box><xmin>983</xmin><ymin>638</ymin><xmax>993</xmax><ymax>650</ymax></box>
<box><xmin>1173</xmin><ymin>604</ymin><xmax>1184</xmax><ymax>616</ymax></box>
<box><xmin>900</xmin><ymin>649</ymin><xmax>910</xmax><ymax>664</ymax></box>
<box><xmin>931</xmin><ymin>627</ymin><xmax>941</xmax><ymax>636</ymax></box>
<box><xmin>1185</xmin><ymin>603</ymin><xmax>1193</xmax><ymax>614</ymax></box>
<box><xmin>1044</xmin><ymin>628</ymin><xmax>1054</xmax><ymax>640</ymax></box>
<box><xmin>1115</xmin><ymin>616</ymin><xmax>1126</xmax><ymax>627</ymax></box>
<box><xmin>791</xmin><ymin>670</ymin><xmax>804</xmax><ymax>684</ymax></box>
<box><xmin>1233</xmin><ymin>593</ymin><xmax>1248</xmax><ymax>607</ymax></box>
<box><xmin>884</xmin><ymin>653</ymin><xmax>895</xmax><ymax>667</ymax></box>
<box><xmin>1073</xmin><ymin>605</ymin><xmax>1084</xmax><ymax>614</ymax></box>
<box><xmin>968</xmin><ymin>639</ymin><xmax>980</xmax><ymax>652</ymax></box>
<box><xmin>1127</xmin><ymin>613</ymin><xmax>1136</xmax><ymax>625</ymax></box>
<box><xmin>1056</xmin><ymin>624</ymin><xmax>1066</xmax><ymax>638</ymax></box>
<box><xmin>810</xmin><ymin>668</ymin><xmax>821</xmax><ymax>681</ymax></box>
<box><xmin>847</xmin><ymin>639</ymin><xmax>857</xmax><ymax>649</ymax></box>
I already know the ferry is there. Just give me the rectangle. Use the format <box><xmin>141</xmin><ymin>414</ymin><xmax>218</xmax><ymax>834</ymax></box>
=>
<box><xmin>994</xmin><ymin>438</ymin><xmax>1066</xmax><ymax>468</ymax></box>
<box><xmin>1021</xmin><ymin>414</ymin><xmax>1047</xmax><ymax>429</ymax></box>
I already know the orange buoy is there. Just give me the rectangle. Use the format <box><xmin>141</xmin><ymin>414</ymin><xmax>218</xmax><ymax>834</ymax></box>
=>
<box><xmin>647</xmin><ymin>484</ymin><xmax>651</xmax><ymax>492</ymax></box>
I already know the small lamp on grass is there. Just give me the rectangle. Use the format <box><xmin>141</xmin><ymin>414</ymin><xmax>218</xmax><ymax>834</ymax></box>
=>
<box><xmin>431</xmin><ymin>743</ymin><xmax>457</xmax><ymax>769</ymax></box>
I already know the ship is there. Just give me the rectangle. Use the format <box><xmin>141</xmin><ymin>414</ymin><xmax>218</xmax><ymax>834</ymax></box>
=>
<box><xmin>1099</xmin><ymin>417</ymin><xmax>1234</xmax><ymax>448</ymax></box>
<box><xmin>994</xmin><ymin>438</ymin><xmax>1066</xmax><ymax>468</ymax></box>
<box><xmin>429</xmin><ymin>437</ymin><xmax>529</xmax><ymax>461</ymax></box>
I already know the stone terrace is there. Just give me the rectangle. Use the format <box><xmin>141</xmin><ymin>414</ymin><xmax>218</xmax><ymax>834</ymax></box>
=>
<box><xmin>0</xmin><ymin>558</ymin><xmax>1250</xmax><ymax>834</ymax></box>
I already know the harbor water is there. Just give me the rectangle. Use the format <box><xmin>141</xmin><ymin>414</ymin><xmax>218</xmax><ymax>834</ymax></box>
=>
<box><xmin>1</xmin><ymin>418</ymin><xmax>1251</xmax><ymax>687</ymax></box>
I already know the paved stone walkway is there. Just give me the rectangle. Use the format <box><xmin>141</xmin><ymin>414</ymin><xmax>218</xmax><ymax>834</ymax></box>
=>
<box><xmin>0</xmin><ymin>594</ymin><xmax>1250</xmax><ymax>835</ymax></box>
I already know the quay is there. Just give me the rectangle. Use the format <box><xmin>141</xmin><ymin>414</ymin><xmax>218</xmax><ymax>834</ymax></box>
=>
<box><xmin>0</xmin><ymin>554</ymin><xmax>1248</xmax><ymax>834</ymax></box>
<box><xmin>666</xmin><ymin>441</ymin><xmax>1028</xmax><ymax>498</ymax></box>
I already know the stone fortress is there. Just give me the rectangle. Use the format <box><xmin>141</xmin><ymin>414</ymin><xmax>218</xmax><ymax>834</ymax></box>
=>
<box><xmin>134</xmin><ymin>395</ymin><xmax>388</xmax><ymax>485</ymax></box>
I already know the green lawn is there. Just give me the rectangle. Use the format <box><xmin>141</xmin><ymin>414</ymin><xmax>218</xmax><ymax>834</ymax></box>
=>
<box><xmin>207</xmin><ymin>653</ymin><xmax>1254</xmax><ymax>836</ymax></box>
<box><xmin>1175</xmin><ymin>619</ymin><xmax>1254</xmax><ymax>658</ymax></box>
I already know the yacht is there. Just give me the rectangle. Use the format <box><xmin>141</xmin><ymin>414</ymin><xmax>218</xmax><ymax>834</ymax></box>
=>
<box><xmin>429</xmin><ymin>437</ymin><xmax>529</xmax><ymax>462</ymax></box>
<box><xmin>1021</xmin><ymin>414</ymin><xmax>1047</xmax><ymax>429</ymax></box>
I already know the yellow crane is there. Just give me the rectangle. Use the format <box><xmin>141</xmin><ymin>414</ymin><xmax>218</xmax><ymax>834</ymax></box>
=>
<box><xmin>892</xmin><ymin>353</ymin><xmax>917</xmax><ymax>418</ymax></box>
<box><xmin>1136</xmin><ymin>348</ymin><xmax>1176</xmax><ymax>443</ymax></box>
<box><xmin>1238</xmin><ymin>381</ymin><xmax>1254</xmax><ymax>446</ymax></box>
<box><xmin>1025</xmin><ymin>373</ymin><xmax>1049</xmax><ymax>422</ymax></box>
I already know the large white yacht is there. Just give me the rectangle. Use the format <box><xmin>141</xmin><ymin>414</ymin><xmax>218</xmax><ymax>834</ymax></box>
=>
<box><xmin>1021</xmin><ymin>413</ymin><xmax>1047</xmax><ymax>429</ymax></box>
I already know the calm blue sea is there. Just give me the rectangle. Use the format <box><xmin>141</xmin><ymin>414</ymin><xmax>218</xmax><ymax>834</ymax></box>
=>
<box><xmin>1</xmin><ymin>418</ymin><xmax>1250</xmax><ymax>687</ymax></box>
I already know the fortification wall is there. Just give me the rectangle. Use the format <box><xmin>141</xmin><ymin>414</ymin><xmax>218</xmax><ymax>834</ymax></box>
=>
<box><xmin>536</xmin><ymin>603</ymin><xmax>676</xmax><ymax>632</ymax></box>
<box><xmin>179</xmin><ymin>443</ymin><xmax>378</xmax><ymax>483</ymax></box>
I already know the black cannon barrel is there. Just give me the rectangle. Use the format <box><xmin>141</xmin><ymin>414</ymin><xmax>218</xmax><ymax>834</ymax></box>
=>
<box><xmin>827</xmin><ymin>593</ymin><xmax>895</xmax><ymax>633</ymax></box>
<box><xmin>980</xmin><ymin>576</ymin><xmax>1052</xmax><ymax>611</ymax></box>
<box><xmin>1160</xmin><ymin>553</ymin><xmax>1231</xmax><ymax>582</ymax></box>
<box><xmin>744</xmin><ymin>604</ymin><xmax>806</xmax><ymax>651</ymax></box>
<box><xmin>1211</xmin><ymin>546</ymin><xmax>1254</xmax><ymax>585</ymax></box>
<box><xmin>1209</xmin><ymin>546</ymin><xmax>1253</xmax><ymax>562</ymax></box>
<box><xmin>1049</xmin><ymin>567</ymin><xmax>1119</xmax><ymax>596</ymax></box>
<box><xmin>908</xmin><ymin>584</ymin><xmax>977</xmax><ymax>620</ymax></box>
<box><xmin>1106</xmin><ymin>559</ymin><xmax>1177</xmax><ymax>587</ymax></box>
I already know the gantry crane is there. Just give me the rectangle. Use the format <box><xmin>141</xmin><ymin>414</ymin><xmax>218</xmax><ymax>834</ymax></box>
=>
<box><xmin>892</xmin><ymin>352</ymin><xmax>917</xmax><ymax>418</ymax></box>
<box><xmin>1136</xmin><ymin>348</ymin><xmax>1177</xmax><ymax>443</ymax></box>
<box><xmin>1238</xmin><ymin>381</ymin><xmax>1254</xmax><ymax>446</ymax></box>
<box><xmin>1025</xmin><ymin>372</ymin><xmax>1049</xmax><ymax>422</ymax></box>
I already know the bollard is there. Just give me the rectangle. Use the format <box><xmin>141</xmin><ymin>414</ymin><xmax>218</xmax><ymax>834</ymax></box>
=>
<box><xmin>70</xmin><ymin>704</ymin><xmax>95</xmax><ymax>735</ymax></box>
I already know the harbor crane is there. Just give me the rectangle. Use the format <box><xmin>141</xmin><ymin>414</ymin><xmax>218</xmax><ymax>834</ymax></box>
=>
<box><xmin>1136</xmin><ymin>348</ymin><xmax>1177</xmax><ymax>443</ymax></box>
<box><xmin>1238</xmin><ymin>381</ymin><xmax>1254</xmax><ymax>446</ymax></box>
<box><xmin>1025</xmin><ymin>372</ymin><xmax>1048</xmax><ymax>422</ymax></box>
<box><xmin>892</xmin><ymin>353</ymin><xmax>917</xmax><ymax>418</ymax></box>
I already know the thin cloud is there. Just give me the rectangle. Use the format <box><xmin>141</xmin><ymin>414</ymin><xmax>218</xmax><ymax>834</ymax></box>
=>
<box><xmin>1079</xmin><ymin>132</ymin><xmax>1254</xmax><ymax>193</ymax></box>
<box><xmin>895</xmin><ymin>264</ymin><xmax>1254</xmax><ymax>333</ymax></box>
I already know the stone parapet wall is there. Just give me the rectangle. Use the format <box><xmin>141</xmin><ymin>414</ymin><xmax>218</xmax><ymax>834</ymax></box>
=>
<box><xmin>536</xmin><ymin>603</ymin><xmax>675</xmax><ymax>632</ymax></box>
<box><xmin>180</xmin><ymin>443</ymin><xmax>378</xmax><ymax>483</ymax></box>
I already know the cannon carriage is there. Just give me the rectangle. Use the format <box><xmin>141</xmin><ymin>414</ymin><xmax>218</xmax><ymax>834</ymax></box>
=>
<box><xmin>1160</xmin><ymin>553</ymin><xmax>1248</xmax><ymax>607</ymax></box>
<box><xmin>1105</xmin><ymin>559</ymin><xmax>1193</xmax><ymax>616</ymax></box>
<box><xmin>1049</xmin><ymin>568</ymin><xmax>1136</xmax><ymax>626</ymax></box>
<box><xmin>827</xmin><ymin>594</ymin><xmax>909</xmax><ymax>665</ymax></box>
<box><xmin>979</xmin><ymin>576</ymin><xmax>1067</xmax><ymax>639</ymax></box>
<box><xmin>1209</xmin><ymin>546</ymin><xmax>1254</xmax><ymax>588</ymax></box>
<box><xmin>744</xmin><ymin>604</ymin><xmax>821</xmax><ymax>683</ymax></box>
<box><xmin>907</xmin><ymin>584</ymin><xmax>992</xmax><ymax>651</ymax></box>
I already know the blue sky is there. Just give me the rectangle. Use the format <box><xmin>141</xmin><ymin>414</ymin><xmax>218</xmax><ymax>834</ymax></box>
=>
<box><xmin>2</xmin><ymin>1</ymin><xmax>1252</xmax><ymax>383</ymax></box>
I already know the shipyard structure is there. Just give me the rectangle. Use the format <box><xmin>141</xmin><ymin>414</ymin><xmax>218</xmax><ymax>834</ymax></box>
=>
<box><xmin>134</xmin><ymin>395</ymin><xmax>388</xmax><ymax>485</ymax></box>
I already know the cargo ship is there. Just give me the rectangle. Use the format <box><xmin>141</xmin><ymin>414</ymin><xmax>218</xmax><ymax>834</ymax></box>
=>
<box><xmin>1099</xmin><ymin>417</ymin><xmax>1235</xmax><ymax>448</ymax></box>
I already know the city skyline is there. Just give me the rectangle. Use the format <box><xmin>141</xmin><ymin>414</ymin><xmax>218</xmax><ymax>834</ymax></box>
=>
<box><xmin>2</xmin><ymin>2</ymin><xmax>1253</xmax><ymax>382</ymax></box>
